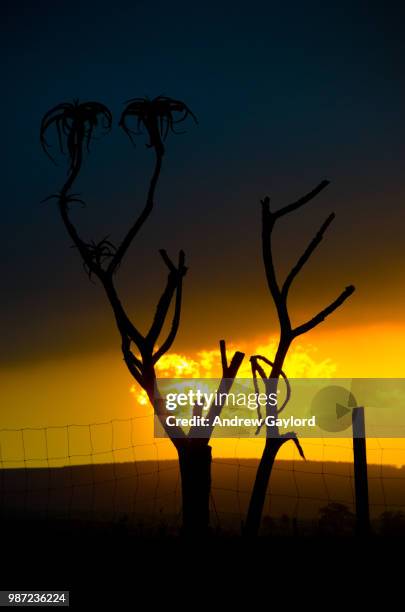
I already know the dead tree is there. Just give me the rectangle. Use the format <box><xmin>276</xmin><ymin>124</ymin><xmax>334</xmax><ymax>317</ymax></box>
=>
<box><xmin>40</xmin><ymin>98</ymin><xmax>244</xmax><ymax>536</ymax></box>
<box><xmin>243</xmin><ymin>181</ymin><xmax>355</xmax><ymax>537</ymax></box>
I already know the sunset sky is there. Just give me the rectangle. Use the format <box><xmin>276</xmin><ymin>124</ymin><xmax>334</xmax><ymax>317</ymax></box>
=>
<box><xmin>1</xmin><ymin>1</ymin><xmax>405</xmax><ymax>466</ymax></box>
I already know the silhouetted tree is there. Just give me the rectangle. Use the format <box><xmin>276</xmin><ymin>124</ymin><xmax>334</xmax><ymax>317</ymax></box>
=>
<box><xmin>318</xmin><ymin>502</ymin><xmax>355</xmax><ymax>536</ymax></box>
<box><xmin>244</xmin><ymin>182</ymin><xmax>355</xmax><ymax>537</ymax></box>
<box><xmin>40</xmin><ymin>97</ymin><xmax>244</xmax><ymax>536</ymax></box>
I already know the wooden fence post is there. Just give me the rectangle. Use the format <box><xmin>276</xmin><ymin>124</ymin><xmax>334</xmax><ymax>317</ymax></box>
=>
<box><xmin>352</xmin><ymin>406</ymin><xmax>371</xmax><ymax>536</ymax></box>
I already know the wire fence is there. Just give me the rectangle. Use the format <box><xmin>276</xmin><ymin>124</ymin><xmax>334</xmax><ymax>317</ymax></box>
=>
<box><xmin>1</xmin><ymin>417</ymin><xmax>405</xmax><ymax>534</ymax></box>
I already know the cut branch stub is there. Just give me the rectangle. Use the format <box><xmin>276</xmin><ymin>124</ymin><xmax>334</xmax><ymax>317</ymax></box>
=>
<box><xmin>188</xmin><ymin>340</ymin><xmax>245</xmax><ymax>441</ymax></box>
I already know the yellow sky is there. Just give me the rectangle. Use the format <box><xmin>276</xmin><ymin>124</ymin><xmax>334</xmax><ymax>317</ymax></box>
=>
<box><xmin>1</xmin><ymin>322</ymin><xmax>405</xmax><ymax>468</ymax></box>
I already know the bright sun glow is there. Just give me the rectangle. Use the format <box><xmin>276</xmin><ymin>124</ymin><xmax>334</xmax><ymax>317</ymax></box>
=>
<box><xmin>129</xmin><ymin>336</ymin><xmax>337</xmax><ymax>406</ymax></box>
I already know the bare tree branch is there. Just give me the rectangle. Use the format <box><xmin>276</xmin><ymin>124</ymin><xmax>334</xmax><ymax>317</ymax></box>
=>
<box><xmin>108</xmin><ymin>149</ymin><xmax>163</xmax><ymax>275</ymax></box>
<box><xmin>292</xmin><ymin>285</ymin><xmax>355</xmax><ymax>337</ymax></box>
<box><xmin>188</xmin><ymin>340</ymin><xmax>245</xmax><ymax>440</ymax></box>
<box><xmin>245</xmin><ymin>179</ymin><xmax>355</xmax><ymax>537</ymax></box>
<box><xmin>102</xmin><ymin>277</ymin><xmax>146</xmax><ymax>349</ymax></box>
<box><xmin>146</xmin><ymin>250</ymin><xmax>187</xmax><ymax>350</ymax></box>
<box><xmin>58</xmin><ymin>197</ymin><xmax>100</xmax><ymax>277</ymax></box>
<box><xmin>261</xmin><ymin>197</ymin><xmax>281</xmax><ymax>301</ymax></box>
<box><xmin>121</xmin><ymin>335</ymin><xmax>143</xmax><ymax>386</ymax></box>
<box><xmin>250</xmin><ymin>355</ymin><xmax>291</xmax><ymax>416</ymax></box>
<box><xmin>280</xmin><ymin>431</ymin><xmax>306</xmax><ymax>459</ymax></box>
<box><xmin>204</xmin><ymin>343</ymin><xmax>245</xmax><ymax>439</ymax></box>
<box><xmin>159</xmin><ymin>248</ymin><xmax>180</xmax><ymax>272</ymax></box>
<box><xmin>281</xmin><ymin>212</ymin><xmax>335</xmax><ymax>298</ymax></box>
<box><xmin>273</xmin><ymin>179</ymin><xmax>330</xmax><ymax>219</ymax></box>
<box><xmin>107</xmin><ymin>96</ymin><xmax>197</xmax><ymax>277</ymax></box>
<box><xmin>219</xmin><ymin>339</ymin><xmax>228</xmax><ymax>372</ymax></box>
<box><xmin>250</xmin><ymin>354</ymin><xmax>292</xmax><ymax>435</ymax></box>
<box><xmin>250</xmin><ymin>356</ymin><xmax>269</xmax><ymax>432</ymax></box>
<box><xmin>261</xmin><ymin>182</ymin><xmax>355</xmax><ymax>345</ymax></box>
<box><xmin>152</xmin><ymin>251</ymin><xmax>187</xmax><ymax>364</ymax></box>
<box><xmin>151</xmin><ymin>392</ymin><xmax>187</xmax><ymax>445</ymax></box>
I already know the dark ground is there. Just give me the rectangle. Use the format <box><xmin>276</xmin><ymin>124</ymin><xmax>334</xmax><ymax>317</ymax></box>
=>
<box><xmin>1</xmin><ymin>517</ymin><xmax>400</xmax><ymax>607</ymax></box>
<box><xmin>1</xmin><ymin>458</ymin><xmax>404</xmax><ymax>605</ymax></box>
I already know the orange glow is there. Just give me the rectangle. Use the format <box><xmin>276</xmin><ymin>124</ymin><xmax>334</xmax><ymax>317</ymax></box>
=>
<box><xmin>1</xmin><ymin>323</ymin><xmax>405</xmax><ymax>467</ymax></box>
<box><xmin>130</xmin><ymin>335</ymin><xmax>337</xmax><ymax>407</ymax></box>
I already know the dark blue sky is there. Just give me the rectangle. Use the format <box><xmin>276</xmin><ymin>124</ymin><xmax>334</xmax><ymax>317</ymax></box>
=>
<box><xmin>2</xmin><ymin>0</ymin><xmax>405</xmax><ymax>364</ymax></box>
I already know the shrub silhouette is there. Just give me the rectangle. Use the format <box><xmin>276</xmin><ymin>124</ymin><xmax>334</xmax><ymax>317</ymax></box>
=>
<box><xmin>318</xmin><ymin>502</ymin><xmax>355</xmax><ymax>536</ymax></box>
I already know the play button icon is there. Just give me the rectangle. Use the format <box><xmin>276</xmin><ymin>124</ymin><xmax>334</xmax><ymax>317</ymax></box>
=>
<box><xmin>310</xmin><ymin>385</ymin><xmax>357</xmax><ymax>432</ymax></box>
<box><xmin>336</xmin><ymin>402</ymin><xmax>351</xmax><ymax>420</ymax></box>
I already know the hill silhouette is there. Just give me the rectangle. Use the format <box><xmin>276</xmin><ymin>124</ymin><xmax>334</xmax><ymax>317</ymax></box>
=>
<box><xmin>1</xmin><ymin>458</ymin><xmax>404</xmax><ymax>534</ymax></box>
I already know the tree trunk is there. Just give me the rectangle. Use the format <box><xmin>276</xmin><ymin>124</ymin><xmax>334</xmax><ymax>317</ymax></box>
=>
<box><xmin>178</xmin><ymin>442</ymin><xmax>212</xmax><ymax>537</ymax></box>
<box><xmin>243</xmin><ymin>348</ymin><xmax>289</xmax><ymax>537</ymax></box>
<box><xmin>243</xmin><ymin>438</ymin><xmax>284</xmax><ymax>537</ymax></box>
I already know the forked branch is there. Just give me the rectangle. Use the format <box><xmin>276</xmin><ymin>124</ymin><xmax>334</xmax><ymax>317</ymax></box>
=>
<box><xmin>188</xmin><ymin>340</ymin><xmax>245</xmax><ymax>440</ymax></box>
<box><xmin>40</xmin><ymin>97</ymin><xmax>195</xmax><ymax>423</ymax></box>
<box><xmin>244</xmin><ymin>180</ymin><xmax>355</xmax><ymax>537</ymax></box>
<box><xmin>107</xmin><ymin>96</ymin><xmax>197</xmax><ymax>275</ymax></box>
<box><xmin>261</xmin><ymin>181</ymin><xmax>355</xmax><ymax>344</ymax></box>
